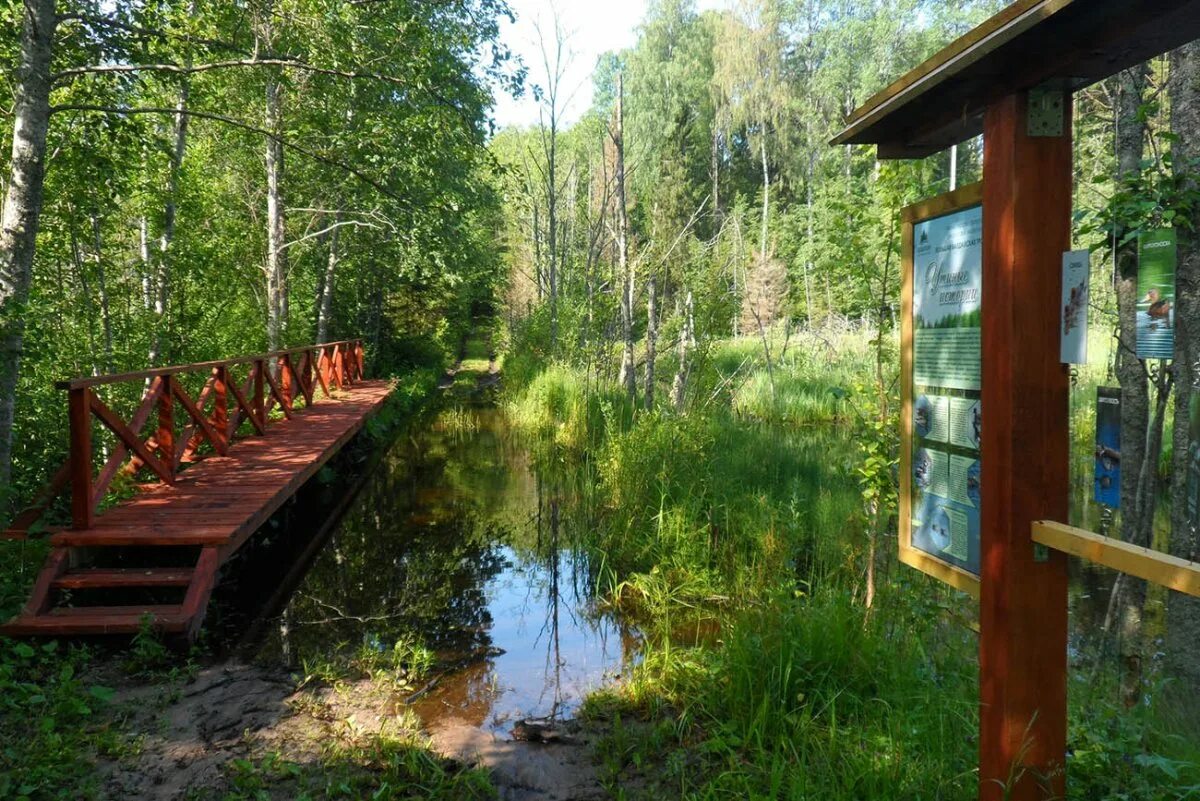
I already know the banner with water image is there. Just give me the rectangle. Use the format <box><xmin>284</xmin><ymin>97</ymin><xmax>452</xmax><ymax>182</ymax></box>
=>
<box><xmin>1094</xmin><ymin>387</ymin><xmax>1121</xmax><ymax>508</ymax></box>
<box><xmin>1136</xmin><ymin>229</ymin><xmax>1176</xmax><ymax>359</ymax></box>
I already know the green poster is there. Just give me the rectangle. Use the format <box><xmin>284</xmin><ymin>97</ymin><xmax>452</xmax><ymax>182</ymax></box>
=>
<box><xmin>1136</xmin><ymin>229</ymin><xmax>1176</xmax><ymax>359</ymax></box>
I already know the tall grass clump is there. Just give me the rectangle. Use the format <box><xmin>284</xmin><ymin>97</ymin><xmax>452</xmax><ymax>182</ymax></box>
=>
<box><xmin>506</xmin><ymin>363</ymin><xmax>631</xmax><ymax>452</ymax></box>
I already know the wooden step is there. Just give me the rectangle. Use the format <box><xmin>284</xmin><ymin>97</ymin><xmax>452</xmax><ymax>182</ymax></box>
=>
<box><xmin>1</xmin><ymin>604</ymin><xmax>188</xmax><ymax>636</ymax></box>
<box><xmin>52</xmin><ymin>567</ymin><xmax>194</xmax><ymax>590</ymax></box>
<box><xmin>52</xmin><ymin>526</ymin><xmax>230</xmax><ymax>547</ymax></box>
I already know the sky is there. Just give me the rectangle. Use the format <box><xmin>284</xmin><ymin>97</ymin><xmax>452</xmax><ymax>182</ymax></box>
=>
<box><xmin>490</xmin><ymin>0</ymin><xmax>727</xmax><ymax>130</ymax></box>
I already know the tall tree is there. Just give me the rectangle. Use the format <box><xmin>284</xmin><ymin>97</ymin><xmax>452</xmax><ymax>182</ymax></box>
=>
<box><xmin>0</xmin><ymin>0</ymin><xmax>57</xmax><ymax>486</ymax></box>
<box><xmin>1167</xmin><ymin>40</ymin><xmax>1200</xmax><ymax>695</ymax></box>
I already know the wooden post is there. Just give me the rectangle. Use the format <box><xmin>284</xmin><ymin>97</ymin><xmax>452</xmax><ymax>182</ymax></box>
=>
<box><xmin>213</xmin><ymin>366</ymin><xmax>229</xmax><ymax>453</ymax></box>
<box><xmin>279</xmin><ymin>354</ymin><xmax>293</xmax><ymax>409</ymax></box>
<box><xmin>68</xmin><ymin>387</ymin><xmax>94</xmax><ymax>529</ymax></box>
<box><xmin>332</xmin><ymin>345</ymin><xmax>344</xmax><ymax>391</ymax></box>
<box><xmin>158</xmin><ymin>377</ymin><xmax>176</xmax><ymax>484</ymax></box>
<box><xmin>356</xmin><ymin>340</ymin><xmax>365</xmax><ymax>379</ymax></box>
<box><xmin>979</xmin><ymin>90</ymin><xmax>1071</xmax><ymax>801</ymax></box>
<box><xmin>253</xmin><ymin>359</ymin><xmax>265</xmax><ymax>429</ymax></box>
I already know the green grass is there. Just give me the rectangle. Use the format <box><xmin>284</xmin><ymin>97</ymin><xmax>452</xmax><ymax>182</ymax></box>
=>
<box><xmin>504</xmin><ymin>318</ymin><xmax>1200</xmax><ymax>801</ymax></box>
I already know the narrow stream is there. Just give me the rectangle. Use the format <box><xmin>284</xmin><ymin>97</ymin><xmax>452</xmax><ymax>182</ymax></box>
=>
<box><xmin>221</xmin><ymin>403</ymin><xmax>638</xmax><ymax>734</ymax></box>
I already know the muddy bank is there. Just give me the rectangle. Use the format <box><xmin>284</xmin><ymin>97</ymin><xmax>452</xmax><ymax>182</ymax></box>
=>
<box><xmin>99</xmin><ymin>661</ymin><xmax>609</xmax><ymax>800</ymax></box>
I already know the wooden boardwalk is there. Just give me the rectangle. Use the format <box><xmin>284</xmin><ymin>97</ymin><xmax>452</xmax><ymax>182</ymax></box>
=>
<box><xmin>1</xmin><ymin>341</ymin><xmax>392</xmax><ymax>639</ymax></box>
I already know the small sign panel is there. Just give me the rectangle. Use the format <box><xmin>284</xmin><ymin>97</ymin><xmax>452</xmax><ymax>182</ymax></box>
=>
<box><xmin>1060</xmin><ymin>250</ymin><xmax>1089</xmax><ymax>364</ymax></box>
<box><xmin>901</xmin><ymin>184</ymin><xmax>984</xmax><ymax>596</ymax></box>
<box><xmin>1095</xmin><ymin>387</ymin><xmax>1121</xmax><ymax>508</ymax></box>
<box><xmin>1136</xmin><ymin>230</ymin><xmax>1176</xmax><ymax>359</ymax></box>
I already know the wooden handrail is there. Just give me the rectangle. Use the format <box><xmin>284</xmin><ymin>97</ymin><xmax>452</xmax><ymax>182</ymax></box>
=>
<box><xmin>54</xmin><ymin>339</ymin><xmax>361</xmax><ymax>390</ymax></box>
<box><xmin>3</xmin><ymin>339</ymin><xmax>366</xmax><ymax>538</ymax></box>
<box><xmin>1032</xmin><ymin>520</ymin><xmax>1200</xmax><ymax>597</ymax></box>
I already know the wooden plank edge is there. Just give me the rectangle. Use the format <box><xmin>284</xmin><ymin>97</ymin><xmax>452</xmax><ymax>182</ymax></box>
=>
<box><xmin>1032</xmin><ymin>520</ymin><xmax>1200</xmax><ymax>597</ymax></box>
<box><xmin>899</xmin><ymin>545</ymin><xmax>981</xmax><ymax>599</ymax></box>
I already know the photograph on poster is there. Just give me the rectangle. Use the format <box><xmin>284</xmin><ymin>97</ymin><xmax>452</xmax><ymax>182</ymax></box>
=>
<box><xmin>1137</xmin><ymin>230</ymin><xmax>1176</xmax><ymax>359</ymax></box>
<box><xmin>908</xmin><ymin>204</ymin><xmax>983</xmax><ymax>577</ymax></box>
<box><xmin>1061</xmin><ymin>250</ymin><xmax>1089</xmax><ymax>364</ymax></box>
<box><xmin>1095</xmin><ymin>387</ymin><xmax>1121</xmax><ymax>508</ymax></box>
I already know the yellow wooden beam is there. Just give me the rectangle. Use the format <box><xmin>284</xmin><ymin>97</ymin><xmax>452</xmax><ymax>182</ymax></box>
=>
<box><xmin>1032</xmin><ymin>521</ymin><xmax>1200</xmax><ymax>597</ymax></box>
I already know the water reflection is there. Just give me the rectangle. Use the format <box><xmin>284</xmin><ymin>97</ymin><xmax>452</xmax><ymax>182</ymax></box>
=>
<box><xmin>247</xmin><ymin>406</ymin><xmax>638</xmax><ymax>732</ymax></box>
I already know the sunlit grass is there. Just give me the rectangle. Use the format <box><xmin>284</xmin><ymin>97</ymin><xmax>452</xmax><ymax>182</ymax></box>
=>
<box><xmin>504</xmin><ymin>317</ymin><xmax>1200</xmax><ymax>801</ymax></box>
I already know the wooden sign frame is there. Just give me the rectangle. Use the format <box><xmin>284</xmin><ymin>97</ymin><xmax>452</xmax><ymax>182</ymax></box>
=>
<box><xmin>900</xmin><ymin>181</ymin><xmax>984</xmax><ymax>598</ymax></box>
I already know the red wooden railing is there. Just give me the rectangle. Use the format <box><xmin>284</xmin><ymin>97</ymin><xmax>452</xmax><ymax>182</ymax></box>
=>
<box><xmin>5</xmin><ymin>339</ymin><xmax>365</xmax><ymax>537</ymax></box>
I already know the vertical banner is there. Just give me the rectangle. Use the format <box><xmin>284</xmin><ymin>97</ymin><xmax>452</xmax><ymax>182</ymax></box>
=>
<box><xmin>1060</xmin><ymin>250</ymin><xmax>1089</xmax><ymax>364</ymax></box>
<box><xmin>1136</xmin><ymin>229</ymin><xmax>1176</xmax><ymax>359</ymax></box>
<box><xmin>1094</xmin><ymin>387</ymin><xmax>1121</xmax><ymax>508</ymax></box>
<box><xmin>900</xmin><ymin>183</ymin><xmax>984</xmax><ymax>596</ymax></box>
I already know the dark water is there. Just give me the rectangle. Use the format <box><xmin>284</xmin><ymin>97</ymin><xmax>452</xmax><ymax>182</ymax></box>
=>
<box><xmin>211</xmin><ymin>404</ymin><xmax>637</xmax><ymax>732</ymax></box>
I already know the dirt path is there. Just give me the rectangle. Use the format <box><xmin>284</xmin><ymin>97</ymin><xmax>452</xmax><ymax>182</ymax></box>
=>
<box><xmin>98</xmin><ymin>662</ymin><xmax>607</xmax><ymax>800</ymax></box>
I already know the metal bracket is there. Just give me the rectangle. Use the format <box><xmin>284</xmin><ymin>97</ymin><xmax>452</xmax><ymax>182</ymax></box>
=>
<box><xmin>1027</xmin><ymin>87</ymin><xmax>1065</xmax><ymax>137</ymax></box>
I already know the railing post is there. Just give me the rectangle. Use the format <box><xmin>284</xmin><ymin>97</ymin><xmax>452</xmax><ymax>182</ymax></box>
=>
<box><xmin>357</xmin><ymin>340</ymin><xmax>365</xmax><ymax>379</ymax></box>
<box><xmin>280</xmin><ymin>354</ymin><xmax>293</xmax><ymax>409</ymax></box>
<box><xmin>213</xmin><ymin>366</ymin><xmax>229</xmax><ymax>452</ymax></box>
<box><xmin>253</xmin><ymin>359</ymin><xmax>265</xmax><ymax>429</ymax></box>
<box><xmin>68</xmin><ymin>387</ymin><xmax>94</xmax><ymax>529</ymax></box>
<box><xmin>158</xmin><ymin>376</ymin><xmax>176</xmax><ymax>484</ymax></box>
<box><xmin>301</xmin><ymin>350</ymin><xmax>314</xmax><ymax>403</ymax></box>
<box><xmin>332</xmin><ymin>344</ymin><xmax>344</xmax><ymax>390</ymax></box>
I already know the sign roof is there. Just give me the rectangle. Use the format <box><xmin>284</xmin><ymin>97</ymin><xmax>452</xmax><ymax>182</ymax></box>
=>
<box><xmin>832</xmin><ymin>0</ymin><xmax>1200</xmax><ymax>158</ymax></box>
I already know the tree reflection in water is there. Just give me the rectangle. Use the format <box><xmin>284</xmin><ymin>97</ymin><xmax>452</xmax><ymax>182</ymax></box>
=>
<box><xmin>238</xmin><ymin>406</ymin><xmax>638</xmax><ymax>732</ymax></box>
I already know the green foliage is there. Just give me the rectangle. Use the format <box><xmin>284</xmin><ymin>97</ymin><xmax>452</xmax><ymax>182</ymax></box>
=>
<box><xmin>0</xmin><ymin>638</ymin><xmax>119</xmax><ymax>801</ymax></box>
<box><xmin>219</xmin><ymin>732</ymin><xmax>495</xmax><ymax>801</ymax></box>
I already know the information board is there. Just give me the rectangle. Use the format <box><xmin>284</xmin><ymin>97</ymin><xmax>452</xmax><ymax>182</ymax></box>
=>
<box><xmin>900</xmin><ymin>184</ymin><xmax>983</xmax><ymax>596</ymax></box>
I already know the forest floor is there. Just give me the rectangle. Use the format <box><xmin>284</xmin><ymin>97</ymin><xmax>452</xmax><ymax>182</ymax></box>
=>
<box><xmin>91</xmin><ymin>658</ymin><xmax>612</xmax><ymax>800</ymax></box>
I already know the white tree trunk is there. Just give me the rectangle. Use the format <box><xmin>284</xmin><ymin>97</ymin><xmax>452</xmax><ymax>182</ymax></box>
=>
<box><xmin>317</xmin><ymin>214</ymin><xmax>340</xmax><ymax>343</ymax></box>
<box><xmin>645</xmin><ymin>273</ymin><xmax>656</xmax><ymax>410</ymax></box>
<box><xmin>265</xmin><ymin>78</ymin><xmax>287</xmax><ymax>351</ymax></box>
<box><xmin>614</xmin><ymin>73</ymin><xmax>636</xmax><ymax>405</ymax></box>
<box><xmin>0</xmin><ymin>0</ymin><xmax>58</xmax><ymax>486</ymax></box>
<box><xmin>148</xmin><ymin>78</ymin><xmax>190</xmax><ymax>367</ymax></box>
<box><xmin>670</xmin><ymin>290</ymin><xmax>694</xmax><ymax>412</ymax></box>
<box><xmin>759</xmin><ymin>136</ymin><xmax>769</xmax><ymax>262</ymax></box>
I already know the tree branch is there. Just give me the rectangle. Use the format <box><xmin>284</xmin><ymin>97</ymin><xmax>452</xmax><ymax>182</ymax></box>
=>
<box><xmin>280</xmin><ymin>219</ymin><xmax>383</xmax><ymax>252</ymax></box>
<box><xmin>49</xmin><ymin>104</ymin><xmax>408</xmax><ymax>204</ymax></box>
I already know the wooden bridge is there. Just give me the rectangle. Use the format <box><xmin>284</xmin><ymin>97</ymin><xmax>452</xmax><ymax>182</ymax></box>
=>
<box><xmin>1</xmin><ymin>340</ymin><xmax>392</xmax><ymax>640</ymax></box>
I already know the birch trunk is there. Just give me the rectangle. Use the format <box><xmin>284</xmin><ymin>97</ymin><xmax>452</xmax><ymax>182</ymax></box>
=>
<box><xmin>317</xmin><ymin>214</ymin><xmax>340</xmax><ymax>344</ymax></box>
<box><xmin>1167</xmin><ymin>40</ymin><xmax>1200</xmax><ymax>696</ymax></box>
<box><xmin>670</xmin><ymin>290</ymin><xmax>694</xmax><ymax>412</ymax></box>
<box><xmin>614</xmin><ymin>73</ymin><xmax>636</xmax><ymax>405</ymax></box>
<box><xmin>265</xmin><ymin>78</ymin><xmax>287</xmax><ymax>351</ymax></box>
<box><xmin>0</xmin><ymin>0</ymin><xmax>57</xmax><ymax>486</ymax></box>
<box><xmin>1107</xmin><ymin>65</ymin><xmax>1153</xmax><ymax>705</ymax></box>
<box><xmin>645</xmin><ymin>273</ymin><xmax>656</xmax><ymax>410</ymax></box>
<box><xmin>91</xmin><ymin>215</ymin><xmax>114</xmax><ymax>373</ymax></box>
<box><xmin>759</xmin><ymin>136</ymin><xmax>769</xmax><ymax>264</ymax></box>
<box><xmin>147</xmin><ymin>80</ymin><xmax>190</xmax><ymax>367</ymax></box>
